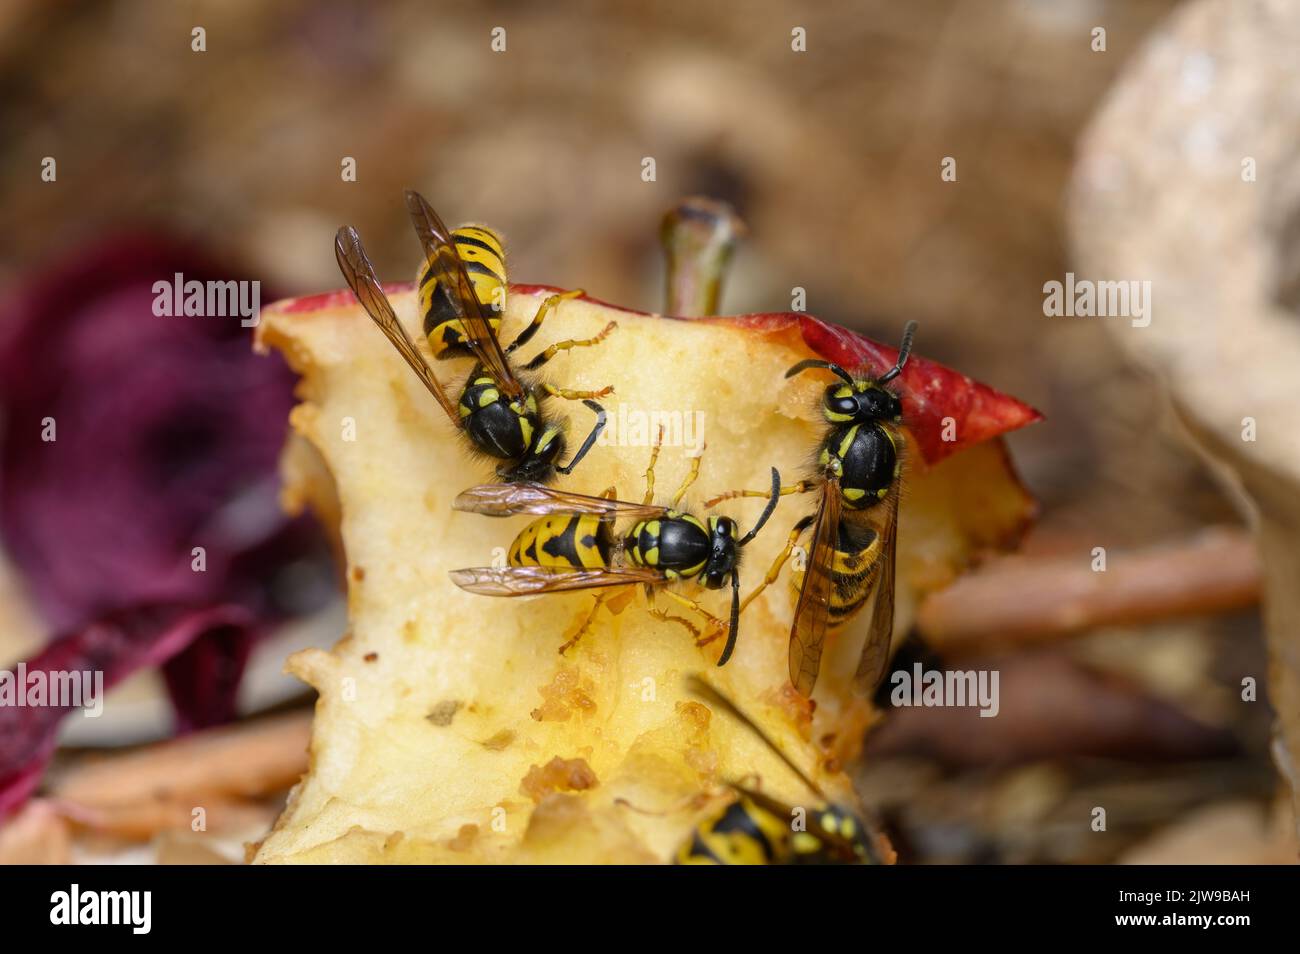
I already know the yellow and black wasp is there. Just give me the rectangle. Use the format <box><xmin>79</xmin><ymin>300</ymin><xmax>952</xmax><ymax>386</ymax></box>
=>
<box><xmin>707</xmin><ymin>321</ymin><xmax>918</xmax><ymax>697</ymax></box>
<box><xmin>448</xmin><ymin>437</ymin><xmax>782</xmax><ymax>663</ymax></box>
<box><xmin>660</xmin><ymin>676</ymin><xmax>880</xmax><ymax>865</ymax></box>
<box><xmin>334</xmin><ymin>190</ymin><xmax>615</xmax><ymax>483</ymax></box>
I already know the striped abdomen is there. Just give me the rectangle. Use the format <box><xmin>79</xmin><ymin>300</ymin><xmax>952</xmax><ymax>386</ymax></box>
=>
<box><xmin>793</xmin><ymin>520</ymin><xmax>882</xmax><ymax>628</ymax></box>
<box><xmin>508</xmin><ymin>513</ymin><xmax>612</xmax><ymax>570</ymax></box>
<box><xmin>675</xmin><ymin>795</ymin><xmax>787</xmax><ymax>865</ymax></box>
<box><xmin>677</xmin><ymin>794</ymin><xmax>877</xmax><ymax>865</ymax></box>
<box><xmin>418</xmin><ymin>225</ymin><xmax>507</xmax><ymax>359</ymax></box>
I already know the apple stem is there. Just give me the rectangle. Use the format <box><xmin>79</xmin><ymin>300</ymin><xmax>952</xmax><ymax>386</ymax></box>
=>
<box><xmin>660</xmin><ymin>197</ymin><xmax>745</xmax><ymax>317</ymax></box>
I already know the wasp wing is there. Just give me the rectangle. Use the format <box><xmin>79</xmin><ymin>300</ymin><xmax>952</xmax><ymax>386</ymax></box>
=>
<box><xmin>404</xmin><ymin>190</ymin><xmax>522</xmax><ymax>398</ymax></box>
<box><xmin>687</xmin><ymin>675</ymin><xmax>828</xmax><ymax>799</ymax></box>
<box><xmin>727</xmin><ymin>782</ymin><xmax>797</xmax><ymax>821</ymax></box>
<box><xmin>453</xmin><ymin>483</ymin><xmax>670</xmax><ymax>519</ymax></box>
<box><xmin>449</xmin><ymin>565</ymin><xmax>663</xmax><ymax>596</ymax></box>
<box><xmin>852</xmin><ymin>485</ymin><xmax>900</xmax><ymax>695</ymax></box>
<box><xmin>335</xmin><ymin>227</ymin><xmax>460</xmax><ymax>425</ymax></box>
<box><xmin>788</xmin><ymin>480</ymin><xmax>841</xmax><ymax>697</ymax></box>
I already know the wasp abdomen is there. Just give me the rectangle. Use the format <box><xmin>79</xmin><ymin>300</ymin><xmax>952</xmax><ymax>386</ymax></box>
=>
<box><xmin>789</xmin><ymin>519</ymin><xmax>882</xmax><ymax>628</ymax></box>
<box><xmin>509</xmin><ymin>513</ymin><xmax>612</xmax><ymax>570</ymax></box>
<box><xmin>675</xmin><ymin>792</ymin><xmax>875</xmax><ymax>866</ymax></box>
<box><xmin>676</xmin><ymin>797</ymin><xmax>781</xmax><ymax>865</ymax></box>
<box><xmin>419</xmin><ymin>226</ymin><xmax>507</xmax><ymax>359</ymax></box>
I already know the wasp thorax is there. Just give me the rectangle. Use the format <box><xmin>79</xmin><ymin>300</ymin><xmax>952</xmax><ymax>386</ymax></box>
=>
<box><xmin>464</xmin><ymin>386</ymin><xmax>532</xmax><ymax>460</ymax></box>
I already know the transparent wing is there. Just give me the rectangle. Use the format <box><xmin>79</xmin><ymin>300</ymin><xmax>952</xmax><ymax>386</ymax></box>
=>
<box><xmin>852</xmin><ymin>487</ymin><xmax>900</xmax><ymax>695</ymax></box>
<box><xmin>334</xmin><ymin>227</ymin><xmax>460</xmax><ymax>425</ymax></box>
<box><xmin>453</xmin><ymin>483</ymin><xmax>669</xmax><ymax>519</ymax></box>
<box><xmin>788</xmin><ymin>481</ymin><xmax>841</xmax><ymax>697</ymax></box>
<box><xmin>728</xmin><ymin>782</ymin><xmax>796</xmax><ymax>821</ymax></box>
<box><xmin>449</xmin><ymin>565</ymin><xmax>663</xmax><ymax>596</ymax></box>
<box><xmin>686</xmin><ymin>675</ymin><xmax>826</xmax><ymax>799</ymax></box>
<box><xmin>404</xmin><ymin>190</ymin><xmax>521</xmax><ymax>398</ymax></box>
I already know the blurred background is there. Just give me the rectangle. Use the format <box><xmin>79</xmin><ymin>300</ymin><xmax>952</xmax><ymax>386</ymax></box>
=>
<box><xmin>0</xmin><ymin>0</ymin><xmax>1293</xmax><ymax>863</ymax></box>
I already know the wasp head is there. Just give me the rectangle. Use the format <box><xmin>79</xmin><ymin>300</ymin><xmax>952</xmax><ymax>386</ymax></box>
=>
<box><xmin>822</xmin><ymin>380</ymin><xmax>901</xmax><ymax>425</ymax></box>
<box><xmin>702</xmin><ymin>516</ymin><xmax>740</xmax><ymax>589</ymax></box>
<box><xmin>497</xmin><ymin>424</ymin><xmax>564</xmax><ymax>483</ymax></box>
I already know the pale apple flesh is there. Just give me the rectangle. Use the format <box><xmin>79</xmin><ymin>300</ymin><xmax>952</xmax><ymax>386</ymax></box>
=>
<box><xmin>251</xmin><ymin>285</ymin><xmax>1036</xmax><ymax>863</ymax></box>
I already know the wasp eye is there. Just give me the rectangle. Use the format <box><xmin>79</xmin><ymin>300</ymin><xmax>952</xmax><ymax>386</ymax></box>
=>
<box><xmin>829</xmin><ymin>396</ymin><xmax>857</xmax><ymax>416</ymax></box>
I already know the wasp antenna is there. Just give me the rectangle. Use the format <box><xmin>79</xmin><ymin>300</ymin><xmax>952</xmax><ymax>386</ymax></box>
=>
<box><xmin>684</xmin><ymin>674</ymin><xmax>826</xmax><ymax>800</ymax></box>
<box><xmin>616</xmin><ymin>792</ymin><xmax>712</xmax><ymax>816</ymax></box>
<box><xmin>737</xmin><ymin>468</ymin><xmax>781</xmax><ymax>547</ymax></box>
<box><xmin>555</xmin><ymin>400</ymin><xmax>607</xmax><ymax>476</ymax></box>
<box><xmin>613</xmin><ymin>797</ymin><xmax>669</xmax><ymax>818</ymax></box>
<box><xmin>716</xmin><ymin>572</ymin><xmax>741</xmax><ymax>667</ymax></box>
<box><xmin>878</xmin><ymin>320</ymin><xmax>919</xmax><ymax>384</ymax></box>
<box><xmin>785</xmin><ymin>359</ymin><xmax>854</xmax><ymax>384</ymax></box>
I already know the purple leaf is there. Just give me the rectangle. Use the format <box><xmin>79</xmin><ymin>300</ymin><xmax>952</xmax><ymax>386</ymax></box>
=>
<box><xmin>0</xmin><ymin>603</ymin><xmax>253</xmax><ymax>821</ymax></box>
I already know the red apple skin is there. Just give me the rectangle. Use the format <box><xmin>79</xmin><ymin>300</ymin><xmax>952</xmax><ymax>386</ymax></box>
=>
<box><xmin>280</xmin><ymin>282</ymin><xmax>1042</xmax><ymax>467</ymax></box>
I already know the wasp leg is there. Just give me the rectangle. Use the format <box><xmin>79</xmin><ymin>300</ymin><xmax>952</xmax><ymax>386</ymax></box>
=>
<box><xmin>505</xmin><ymin>289</ymin><xmax>584</xmax><ymax>355</ymax></box>
<box><xmin>644</xmin><ymin>588</ymin><xmax>709</xmax><ymax>644</ymax></box>
<box><xmin>559</xmin><ymin>591</ymin><xmax>609</xmax><ymax>655</ymax></box>
<box><xmin>661</xmin><ymin>589</ymin><xmax>726</xmax><ymax>647</ymax></box>
<box><xmin>670</xmin><ymin>446</ymin><xmax>706</xmax><ymax>509</ymax></box>
<box><xmin>648</xmin><ymin>608</ymin><xmax>701</xmax><ymax>640</ymax></box>
<box><xmin>643</xmin><ymin>425</ymin><xmax>666</xmax><ymax>503</ymax></box>
<box><xmin>522</xmin><ymin>319</ymin><xmax>616</xmax><ymax>371</ymax></box>
<box><xmin>542</xmin><ymin>381</ymin><xmax>615</xmax><ymax>402</ymax></box>
<box><xmin>738</xmin><ymin>516</ymin><xmax>817</xmax><ymax>614</ymax></box>
<box><xmin>704</xmin><ymin>480</ymin><xmax>816</xmax><ymax>509</ymax></box>
<box><xmin>554</xmin><ymin>399</ymin><xmax>608</xmax><ymax>476</ymax></box>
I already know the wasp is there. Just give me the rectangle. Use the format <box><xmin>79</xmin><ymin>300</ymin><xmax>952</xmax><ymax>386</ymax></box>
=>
<box><xmin>448</xmin><ymin>434</ymin><xmax>782</xmax><ymax>663</ymax></box>
<box><xmin>334</xmin><ymin>190</ymin><xmax>615</xmax><ymax>483</ymax></box>
<box><xmin>636</xmin><ymin>676</ymin><xmax>880</xmax><ymax>865</ymax></box>
<box><xmin>706</xmin><ymin>321</ymin><xmax>918</xmax><ymax>697</ymax></box>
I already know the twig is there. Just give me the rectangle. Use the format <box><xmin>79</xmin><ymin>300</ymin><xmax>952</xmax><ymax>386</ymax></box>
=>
<box><xmin>49</xmin><ymin>709</ymin><xmax>311</xmax><ymax>810</ymax></box>
<box><xmin>60</xmin><ymin>794</ymin><xmax>279</xmax><ymax>840</ymax></box>
<box><xmin>916</xmin><ymin>526</ymin><xmax>1260</xmax><ymax>651</ymax></box>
